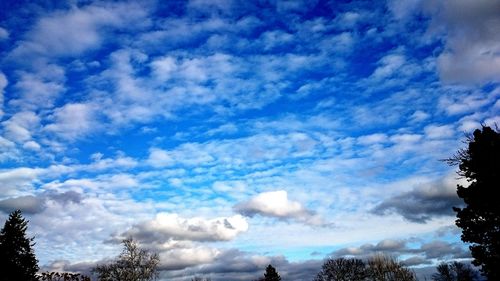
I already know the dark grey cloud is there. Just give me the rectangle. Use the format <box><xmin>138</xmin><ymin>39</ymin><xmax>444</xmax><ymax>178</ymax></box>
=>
<box><xmin>0</xmin><ymin>195</ymin><xmax>45</xmax><ymax>214</ymax></box>
<box><xmin>330</xmin><ymin>238</ymin><xmax>470</xmax><ymax>267</ymax></box>
<box><xmin>423</xmin><ymin>0</ymin><xmax>500</xmax><ymax>84</ymax></box>
<box><xmin>163</xmin><ymin>249</ymin><xmax>323</xmax><ymax>281</ymax></box>
<box><xmin>419</xmin><ymin>241</ymin><xmax>471</xmax><ymax>260</ymax></box>
<box><xmin>0</xmin><ymin>191</ymin><xmax>83</xmax><ymax>214</ymax></box>
<box><xmin>372</xmin><ymin>177</ymin><xmax>463</xmax><ymax>223</ymax></box>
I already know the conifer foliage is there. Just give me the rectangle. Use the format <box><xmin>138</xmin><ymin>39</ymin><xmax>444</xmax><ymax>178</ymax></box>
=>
<box><xmin>264</xmin><ymin>264</ymin><xmax>281</xmax><ymax>281</ymax></box>
<box><xmin>0</xmin><ymin>210</ymin><xmax>39</xmax><ymax>281</ymax></box>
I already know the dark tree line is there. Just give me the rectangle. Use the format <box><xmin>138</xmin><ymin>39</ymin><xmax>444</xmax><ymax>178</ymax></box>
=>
<box><xmin>314</xmin><ymin>256</ymin><xmax>416</xmax><ymax>281</ymax></box>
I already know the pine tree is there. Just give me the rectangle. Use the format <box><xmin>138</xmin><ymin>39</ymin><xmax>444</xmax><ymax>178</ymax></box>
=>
<box><xmin>0</xmin><ymin>210</ymin><xmax>39</xmax><ymax>281</ymax></box>
<box><xmin>264</xmin><ymin>264</ymin><xmax>281</xmax><ymax>281</ymax></box>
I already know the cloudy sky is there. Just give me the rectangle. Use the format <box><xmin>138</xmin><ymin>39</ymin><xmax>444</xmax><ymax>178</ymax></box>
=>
<box><xmin>0</xmin><ymin>0</ymin><xmax>499</xmax><ymax>280</ymax></box>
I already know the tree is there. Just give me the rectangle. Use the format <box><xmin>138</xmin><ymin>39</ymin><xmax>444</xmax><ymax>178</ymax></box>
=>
<box><xmin>366</xmin><ymin>255</ymin><xmax>416</xmax><ymax>281</ymax></box>
<box><xmin>447</xmin><ymin>126</ymin><xmax>500</xmax><ymax>280</ymax></box>
<box><xmin>314</xmin><ymin>256</ymin><xmax>415</xmax><ymax>281</ymax></box>
<box><xmin>263</xmin><ymin>264</ymin><xmax>281</xmax><ymax>281</ymax></box>
<box><xmin>39</xmin><ymin>271</ymin><xmax>91</xmax><ymax>281</ymax></box>
<box><xmin>432</xmin><ymin>262</ymin><xmax>479</xmax><ymax>281</ymax></box>
<box><xmin>92</xmin><ymin>238</ymin><xmax>159</xmax><ymax>281</ymax></box>
<box><xmin>0</xmin><ymin>210</ymin><xmax>39</xmax><ymax>281</ymax></box>
<box><xmin>314</xmin><ymin>257</ymin><xmax>367</xmax><ymax>281</ymax></box>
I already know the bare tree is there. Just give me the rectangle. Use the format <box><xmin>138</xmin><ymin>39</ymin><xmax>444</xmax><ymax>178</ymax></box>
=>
<box><xmin>314</xmin><ymin>257</ymin><xmax>367</xmax><ymax>281</ymax></box>
<box><xmin>366</xmin><ymin>255</ymin><xmax>416</xmax><ymax>281</ymax></box>
<box><xmin>92</xmin><ymin>238</ymin><xmax>159</xmax><ymax>281</ymax></box>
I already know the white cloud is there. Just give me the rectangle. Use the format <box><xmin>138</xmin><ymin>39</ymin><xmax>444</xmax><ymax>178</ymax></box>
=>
<box><xmin>0</xmin><ymin>27</ymin><xmax>9</xmax><ymax>40</ymax></box>
<box><xmin>11</xmin><ymin>71</ymin><xmax>65</xmax><ymax>111</ymax></box>
<box><xmin>147</xmin><ymin>148</ymin><xmax>174</xmax><ymax>168</ymax></box>
<box><xmin>10</xmin><ymin>2</ymin><xmax>150</xmax><ymax>59</ymax></box>
<box><xmin>122</xmin><ymin>213</ymin><xmax>249</xmax><ymax>243</ymax></box>
<box><xmin>0</xmin><ymin>167</ymin><xmax>41</xmax><ymax>197</ymax></box>
<box><xmin>44</xmin><ymin>103</ymin><xmax>97</xmax><ymax>140</ymax></box>
<box><xmin>424</xmin><ymin>124</ymin><xmax>455</xmax><ymax>139</ymax></box>
<box><xmin>357</xmin><ymin>133</ymin><xmax>388</xmax><ymax>145</ymax></box>
<box><xmin>158</xmin><ymin>244</ymin><xmax>220</xmax><ymax>270</ymax></box>
<box><xmin>235</xmin><ymin>190</ymin><xmax>326</xmax><ymax>226</ymax></box>
<box><xmin>23</xmin><ymin>140</ymin><xmax>41</xmax><ymax>151</ymax></box>
<box><xmin>87</xmin><ymin>154</ymin><xmax>138</xmax><ymax>171</ymax></box>
<box><xmin>2</xmin><ymin>111</ymin><xmax>40</xmax><ymax>143</ymax></box>
<box><xmin>371</xmin><ymin>54</ymin><xmax>406</xmax><ymax>80</ymax></box>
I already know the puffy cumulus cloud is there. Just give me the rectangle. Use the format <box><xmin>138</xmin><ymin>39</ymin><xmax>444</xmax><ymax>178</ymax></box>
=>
<box><xmin>372</xmin><ymin>174</ymin><xmax>465</xmax><ymax>223</ymax></box>
<box><xmin>9</xmin><ymin>1</ymin><xmax>150</xmax><ymax>59</ymax></box>
<box><xmin>44</xmin><ymin>103</ymin><xmax>98</xmax><ymax>141</ymax></box>
<box><xmin>426</xmin><ymin>0</ymin><xmax>500</xmax><ymax>84</ymax></box>
<box><xmin>234</xmin><ymin>190</ymin><xmax>327</xmax><ymax>226</ymax></box>
<box><xmin>0</xmin><ymin>167</ymin><xmax>42</xmax><ymax>197</ymax></box>
<box><xmin>2</xmin><ymin>111</ymin><xmax>40</xmax><ymax>143</ymax></box>
<box><xmin>10</xmin><ymin>70</ymin><xmax>65</xmax><ymax>111</ymax></box>
<box><xmin>146</xmin><ymin>148</ymin><xmax>174</xmax><ymax>168</ymax></box>
<box><xmin>120</xmin><ymin>213</ymin><xmax>248</xmax><ymax>243</ymax></box>
<box><xmin>158</xmin><ymin>244</ymin><xmax>221</xmax><ymax>270</ymax></box>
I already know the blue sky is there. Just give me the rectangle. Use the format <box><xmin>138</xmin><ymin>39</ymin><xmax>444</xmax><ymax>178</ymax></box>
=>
<box><xmin>0</xmin><ymin>0</ymin><xmax>499</xmax><ymax>280</ymax></box>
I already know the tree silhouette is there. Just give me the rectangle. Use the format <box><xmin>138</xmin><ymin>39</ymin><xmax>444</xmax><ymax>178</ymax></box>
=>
<box><xmin>366</xmin><ymin>255</ymin><xmax>416</xmax><ymax>281</ymax></box>
<box><xmin>263</xmin><ymin>264</ymin><xmax>281</xmax><ymax>281</ymax></box>
<box><xmin>315</xmin><ymin>256</ymin><xmax>415</xmax><ymax>281</ymax></box>
<box><xmin>447</xmin><ymin>126</ymin><xmax>500</xmax><ymax>280</ymax></box>
<box><xmin>39</xmin><ymin>271</ymin><xmax>91</xmax><ymax>281</ymax></box>
<box><xmin>92</xmin><ymin>238</ymin><xmax>159</xmax><ymax>281</ymax></box>
<box><xmin>314</xmin><ymin>257</ymin><xmax>367</xmax><ymax>281</ymax></box>
<box><xmin>0</xmin><ymin>210</ymin><xmax>39</xmax><ymax>281</ymax></box>
<box><xmin>431</xmin><ymin>261</ymin><xmax>479</xmax><ymax>281</ymax></box>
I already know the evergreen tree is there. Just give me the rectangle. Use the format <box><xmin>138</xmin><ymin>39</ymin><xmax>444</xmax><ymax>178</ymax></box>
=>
<box><xmin>264</xmin><ymin>264</ymin><xmax>281</xmax><ymax>281</ymax></box>
<box><xmin>447</xmin><ymin>126</ymin><xmax>500</xmax><ymax>280</ymax></box>
<box><xmin>0</xmin><ymin>210</ymin><xmax>39</xmax><ymax>281</ymax></box>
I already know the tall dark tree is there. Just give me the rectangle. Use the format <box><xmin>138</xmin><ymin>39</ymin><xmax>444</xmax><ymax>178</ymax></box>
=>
<box><xmin>0</xmin><ymin>210</ymin><xmax>39</xmax><ymax>281</ymax></box>
<box><xmin>263</xmin><ymin>264</ymin><xmax>281</xmax><ymax>281</ymax></box>
<box><xmin>447</xmin><ymin>126</ymin><xmax>500</xmax><ymax>280</ymax></box>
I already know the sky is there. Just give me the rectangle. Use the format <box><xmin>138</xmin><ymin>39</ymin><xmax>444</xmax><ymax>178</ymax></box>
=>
<box><xmin>0</xmin><ymin>0</ymin><xmax>499</xmax><ymax>280</ymax></box>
